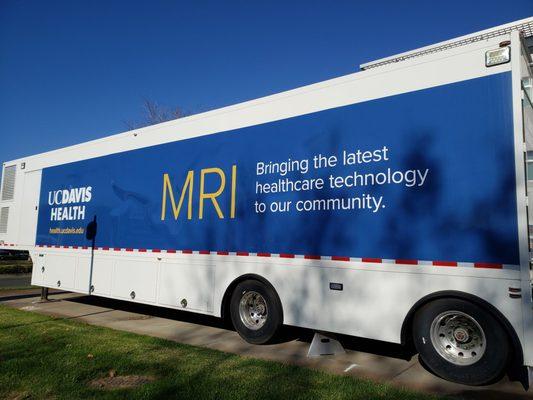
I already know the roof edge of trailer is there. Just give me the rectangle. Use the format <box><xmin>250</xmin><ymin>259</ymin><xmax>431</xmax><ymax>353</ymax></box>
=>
<box><xmin>0</xmin><ymin>64</ymin><xmax>358</xmax><ymax>167</ymax></box>
<box><xmin>360</xmin><ymin>16</ymin><xmax>533</xmax><ymax>71</ymax></box>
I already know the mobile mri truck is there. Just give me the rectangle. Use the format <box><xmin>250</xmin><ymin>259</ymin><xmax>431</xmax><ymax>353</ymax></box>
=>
<box><xmin>1</xmin><ymin>18</ymin><xmax>533</xmax><ymax>387</ymax></box>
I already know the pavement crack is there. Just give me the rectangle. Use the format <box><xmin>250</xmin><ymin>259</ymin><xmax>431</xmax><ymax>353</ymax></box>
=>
<box><xmin>389</xmin><ymin>361</ymin><xmax>417</xmax><ymax>380</ymax></box>
<box><xmin>66</xmin><ymin>309</ymin><xmax>115</xmax><ymax>320</ymax></box>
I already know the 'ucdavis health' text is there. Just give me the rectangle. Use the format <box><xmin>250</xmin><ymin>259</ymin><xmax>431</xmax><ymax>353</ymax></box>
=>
<box><xmin>48</xmin><ymin>186</ymin><xmax>92</xmax><ymax>221</ymax></box>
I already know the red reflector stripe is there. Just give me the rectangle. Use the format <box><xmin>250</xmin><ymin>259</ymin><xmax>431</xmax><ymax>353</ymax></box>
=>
<box><xmin>30</xmin><ymin>244</ymin><xmax>513</xmax><ymax>271</ymax></box>
<box><xmin>279</xmin><ymin>253</ymin><xmax>295</xmax><ymax>258</ymax></box>
<box><xmin>433</xmin><ymin>261</ymin><xmax>458</xmax><ymax>267</ymax></box>
<box><xmin>332</xmin><ymin>256</ymin><xmax>350</xmax><ymax>262</ymax></box>
<box><xmin>395</xmin><ymin>259</ymin><xmax>418</xmax><ymax>265</ymax></box>
<box><xmin>474</xmin><ymin>262</ymin><xmax>502</xmax><ymax>269</ymax></box>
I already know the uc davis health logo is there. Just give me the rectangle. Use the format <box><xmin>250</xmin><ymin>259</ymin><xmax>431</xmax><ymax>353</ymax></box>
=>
<box><xmin>47</xmin><ymin>186</ymin><xmax>92</xmax><ymax>221</ymax></box>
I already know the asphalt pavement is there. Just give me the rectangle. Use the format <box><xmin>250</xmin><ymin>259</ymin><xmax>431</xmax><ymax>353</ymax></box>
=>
<box><xmin>0</xmin><ymin>273</ymin><xmax>31</xmax><ymax>288</ymax></box>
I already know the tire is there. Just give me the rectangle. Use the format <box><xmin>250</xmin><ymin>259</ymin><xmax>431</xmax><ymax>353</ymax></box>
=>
<box><xmin>413</xmin><ymin>298</ymin><xmax>510</xmax><ymax>386</ymax></box>
<box><xmin>230</xmin><ymin>279</ymin><xmax>283</xmax><ymax>344</ymax></box>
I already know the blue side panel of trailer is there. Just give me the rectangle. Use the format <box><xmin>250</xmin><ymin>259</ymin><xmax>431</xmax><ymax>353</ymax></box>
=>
<box><xmin>35</xmin><ymin>72</ymin><xmax>518</xmax><ymax>265</ymax></box>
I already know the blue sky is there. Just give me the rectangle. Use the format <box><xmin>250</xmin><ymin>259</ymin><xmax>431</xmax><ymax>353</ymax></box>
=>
<box><xmin>0</xmin><ymin>1</ymin><xmax>532</xmax><ymax>165</ymax></box>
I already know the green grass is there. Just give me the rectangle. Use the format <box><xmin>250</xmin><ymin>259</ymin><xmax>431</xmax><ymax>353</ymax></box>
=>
<box><xmin>0</xmin><ymin>306</ymin><xmax>444</xmax><ymax>400</ymax></box>
<box><xmin>0</xmin><ymin>260</ymin><xmax>32</xmax><ymax>274</ymax></box>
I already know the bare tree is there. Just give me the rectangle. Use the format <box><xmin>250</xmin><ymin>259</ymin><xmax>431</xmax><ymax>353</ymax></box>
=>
<box><xmin>124</xmin><ymin>98</ymin><xmax>187</xmax><ymax>130</ymax></box>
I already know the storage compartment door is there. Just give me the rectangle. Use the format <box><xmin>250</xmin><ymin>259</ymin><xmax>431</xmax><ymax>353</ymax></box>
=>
<box><xmin>158</xmin><ymin>261</ymin><xmax>214</xmax><ymax>312</ymax></box>
<box><xmin>75</xmin><ymin>255</ymin><xmax>114</xmax><ymax>295</ymax></box>
<box><xmin>112</xmin><ymin>259</ymin><xmax>158</xmax><ymax>303</ymax></box>
<box><xmin>41</xmin><ymin>254</ymin><xmax>77</xmax><ymax>290</ymax></box>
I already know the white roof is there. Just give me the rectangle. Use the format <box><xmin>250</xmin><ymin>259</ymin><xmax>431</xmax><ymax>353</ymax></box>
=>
<box><xmin>360</xmin><ymin>16</ymin><xmax>533</xmax><ymax>70</ymax></box>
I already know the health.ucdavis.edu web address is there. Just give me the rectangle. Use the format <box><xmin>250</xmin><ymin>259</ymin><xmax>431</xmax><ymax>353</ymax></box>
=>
<box><xmin>48</xmin><ymin>227</ymin><xmax>85</xmax><ymax>235</ymax></box>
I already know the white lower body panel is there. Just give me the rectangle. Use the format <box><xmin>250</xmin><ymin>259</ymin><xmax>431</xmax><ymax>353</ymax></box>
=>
<box><xmin>30</xmin><ymin>248</ymin><xmax>525</xmax><ymax>360</ymax></box>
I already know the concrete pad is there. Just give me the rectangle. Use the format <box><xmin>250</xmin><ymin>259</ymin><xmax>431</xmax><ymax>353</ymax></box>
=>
<box><xmin>0</xmin><ymin>291</ymin><xmax>530</xmax><ymax>399</ymax></box>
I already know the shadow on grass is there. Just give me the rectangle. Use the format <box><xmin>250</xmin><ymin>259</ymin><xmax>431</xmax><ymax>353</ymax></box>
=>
<box><xmin>0</xmin><ymin>305</ymin><xmax>435</xmax><ymax>400</ymax></box>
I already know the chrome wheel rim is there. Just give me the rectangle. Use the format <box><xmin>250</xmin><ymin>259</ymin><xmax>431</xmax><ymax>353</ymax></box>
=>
<box><xmin>430</xmin><ymin>310</ymin><xmax>485</xmax><ymax>366</ymax></box>
<box><xmin>238</xmin><ymin>291</ymin><xmax>268</xmax><ymax>330</ymax></box>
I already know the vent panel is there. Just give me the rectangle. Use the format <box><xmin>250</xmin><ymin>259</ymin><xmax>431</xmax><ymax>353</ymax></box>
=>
<box><xmin>1</xmin><ymin>165</ymin><xmax>16</xmax><ymax>201</ymax></box>
<box><xmin>0</xmin><ymin>207</ymin><xmax>8</xmax><ymax>234</ymax></box>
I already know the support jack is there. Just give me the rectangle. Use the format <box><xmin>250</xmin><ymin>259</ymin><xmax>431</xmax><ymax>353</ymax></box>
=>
<box><xmin>39</xmin><ymin>287</ymin><xmax>49</xmax><ymax>302</ymax></box>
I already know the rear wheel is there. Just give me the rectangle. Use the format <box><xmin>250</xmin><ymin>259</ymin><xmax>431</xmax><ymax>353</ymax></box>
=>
<box><xmin>413</xmin><ymin>298</ymin><xmax>509</xmax><ymax>385</ymax></box>
<box><xmin>230</xmin><ymin>279</ymin><xmax>282</xmax><ymax>344</ymax></box>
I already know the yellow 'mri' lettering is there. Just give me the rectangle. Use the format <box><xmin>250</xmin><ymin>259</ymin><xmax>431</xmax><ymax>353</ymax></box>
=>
<box><xmin>161</xmin><ymin>165</ymin><xmax>237</xmax><ymax>221</ymax></box>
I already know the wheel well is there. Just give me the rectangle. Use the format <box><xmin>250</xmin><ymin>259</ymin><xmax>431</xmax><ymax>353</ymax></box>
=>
<box><xmin>220</xmin><ymin>274</ymin><xmax>282</xmax><ymax>322</ymax></box>
<box><xmin>401</xmin><ymin>291</ymin><xmax>524</xmax><ymax>369</ymax></box>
